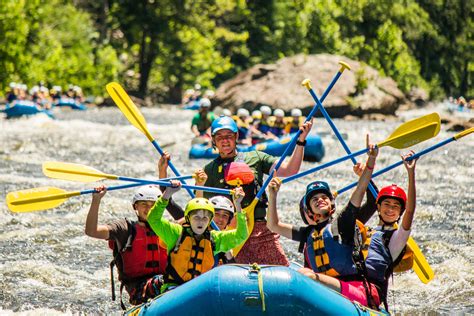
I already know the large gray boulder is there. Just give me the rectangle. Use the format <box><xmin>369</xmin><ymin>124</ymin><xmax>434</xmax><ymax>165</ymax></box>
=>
<box><xmin>213</xmin><ymin>54</ymin><xmax>408</xmax><ymax>117</ymax></box>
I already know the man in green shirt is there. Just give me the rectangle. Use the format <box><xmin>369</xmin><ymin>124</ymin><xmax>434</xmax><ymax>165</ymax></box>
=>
<box><xmin>195</xmin><ymin>115</ymin><xmax>312</xmax><ymax>266</ymax></box>
<box><xmin>191</xmin><ymin>98</ymin><xmax>215</xmax><ymax>137</ymax></box>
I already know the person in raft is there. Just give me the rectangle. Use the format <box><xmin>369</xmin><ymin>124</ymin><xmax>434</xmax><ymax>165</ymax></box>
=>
<box><xmin>209</xmin><ymin>195</ymin><xmax>238</xmax><ymax>264</ymax></box>
<box><xmin>85</xmin><ymin>185</ymin><xmax>171</xmax><ymax>308</ymax></box>
<box><xmin>194</xmin><ymin>115</ymin><xmax>313</xmax><ymax>266</ymax></box>
<box><xmin>146</xmin><ymin>181</ymin><xmax>248</xmax><ymax>293</ymax></box>
<box><xmin>267</xmin><ymin>135</ymin><xmax>381</xmax><ymax>308</ymax></box>
<box><xmin>300</xmin><ymin>151</ymin><xmax>418</xmax><ymax>311</ymax></box>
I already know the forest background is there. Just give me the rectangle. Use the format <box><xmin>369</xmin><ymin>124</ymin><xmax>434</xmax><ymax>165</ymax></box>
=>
<box><xmin>1</xmin><ymin>0</ymin><xmax>472</xmax><ymax>103</ymax></box>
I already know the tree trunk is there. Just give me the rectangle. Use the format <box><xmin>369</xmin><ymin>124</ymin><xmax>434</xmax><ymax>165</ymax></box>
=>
<box><xmin>138</xmin><ymin>29</ymin><xmax>158</xmax><ymax>98</ymax></box>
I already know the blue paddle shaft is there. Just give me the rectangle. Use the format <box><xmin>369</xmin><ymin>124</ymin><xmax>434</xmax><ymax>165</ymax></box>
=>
<box><xmin>335</xmin><ymin>136</ymin><xmax>457</xmax><ymax>195</ymax></box>
<box><xmin>307</xmin><ymin>87</ymin><xmax>379</xmax><ymax>198</ymax></box>
<box><xmin>282</xmin><ymin>147</ymin><xmax>367</xmax><ymax>184</ymax></box>
<box><xmin>151</xmin><ymin>140</ymin><xmax>196</xmax><ymax>198</ymax></box>
<box><xmin>256</xmin><ymin>70</ymin><xmax>345</xmax><ymax>199</ymax></box>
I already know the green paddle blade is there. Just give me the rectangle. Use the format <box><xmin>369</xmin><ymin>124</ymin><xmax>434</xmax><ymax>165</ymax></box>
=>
<box><xmin>6</xmin><ymin>187</ymin><xmax>80</xmax><ymax>213</ymax></box>
<box><xmin>106</xmin><ymin>82</ymin><xmax>154</xmax><ymax>141</ymax></box>
<box><xmin>378</xmin><ymin>113</ymin><xmax>441</xmax><ymax>149</ymax></box>
<box><xmin>43</xmin><ymin>161</ymin><xmax>117</xmax><ymax>182</ymax></box>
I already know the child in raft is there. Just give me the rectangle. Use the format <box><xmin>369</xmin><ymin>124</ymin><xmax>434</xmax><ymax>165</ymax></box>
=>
<box><xmin>146</xmin><ymin>181</ymin><xmax>248</xmax><ymax>292</ymax></box>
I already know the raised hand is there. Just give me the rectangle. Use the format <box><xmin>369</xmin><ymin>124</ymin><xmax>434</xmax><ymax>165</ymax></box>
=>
<box><xmin>402</xmin><ymin>150</ymin><xmax>418</xmax><ymax>173</ymax></box>
<box><xmin>232</xmin><ymin>187</ymin><xmax>245</xmax><ymax>213</ymax></box>
<box><xmin>163</xmin><ymin>180</ymin><xmax>182</xmax><ymax>200</ymax></box>
<box><xmin>268</xmin><ymin>177</ymin><xmax>282</xmax><ymax>196</ymax></box>
<box><xmin>298</xmin><ymin>119</ymin><xmax>313</xmax><ymax>141</ymax></box>
<box><xmin>157</xmin><ymin>151</ymin><xmax>171</xmax><ymax>178</ymax></box>
<box><xmin>92</xmin><ymin>185</ymin><xmax>107</xmax><ymax>200</ymax></box>
<box><xmin>366</xmin><ymin>134</ymin><xmax>379</xmax><ymax>158</ymax></box>
<box><xmin>193</xmin><ymin>168</ymin><xmax>208</xmax><ymax>186</ymax></box>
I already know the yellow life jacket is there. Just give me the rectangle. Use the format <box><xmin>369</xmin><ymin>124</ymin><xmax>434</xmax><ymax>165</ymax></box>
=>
<box><xmin>308</xmin><ymin>220</ymin><xmax>367</xmax><ymax>277</ymax></box>
<box><xmin>284</xmin><ymin>117</ymin><xmax>305</xmax><ymax>134</ymax></box>
<box><xmin>164</xmin><ymin>226</ymin><xmax>216</xmax><ymax>285</ymax></box>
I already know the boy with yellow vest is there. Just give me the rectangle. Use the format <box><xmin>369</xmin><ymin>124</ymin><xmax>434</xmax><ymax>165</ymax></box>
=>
<box><xmin>147</xmin><ymin>181</ymin><xmax>248</xmax><ymax>292</ymax></box>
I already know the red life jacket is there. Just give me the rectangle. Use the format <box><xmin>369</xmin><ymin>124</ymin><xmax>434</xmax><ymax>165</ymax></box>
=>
<box><xmin>109</xmin><ymin>221</ymin><xmax>167</xmax><ymax>282</ymax></box>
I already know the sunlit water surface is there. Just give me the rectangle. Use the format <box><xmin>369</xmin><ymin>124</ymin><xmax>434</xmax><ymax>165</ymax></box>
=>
<box><xmin>0</xmin><ymin>104</ymin><xmax>472</xmax><ymax>315</ymax></box>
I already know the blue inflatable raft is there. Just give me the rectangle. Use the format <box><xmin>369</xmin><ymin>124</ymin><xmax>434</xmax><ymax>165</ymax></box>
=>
<box><xmin>125</xmin><ymin>264</ymin><xmax>388</xmax><ymax>316</ymax></box>
<box><xmin>189</xmin><ymin>133</ymin><xmax>324</xmax><ymax>162</ymax></box>
<box><xmin>182</xmin><ymin>100</ymin><xmax>201</xmax><ymax>110</ymax></box>
<box><xmin>54</xmin><ymin>97</ymin><xmax>87</xmax><ymax>110</ymax></box>
<box><xmin>1</xmin><ymin>100</ymin><xmax>54</xmax><ymax>119</ymax></box>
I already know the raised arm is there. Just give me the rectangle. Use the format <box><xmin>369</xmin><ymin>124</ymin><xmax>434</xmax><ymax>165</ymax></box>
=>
<box><xmin>401</xmin><ymin>151</ymin><xmax>417</xmax><ymax>230</ymax></box>
<box><xmin>157</xmin><ymin>152</ymin><xmax>185</xmax><ymax>220</ymax></box>
<box><xmin>350</xmin><ymin>135</ymin><xmax>378</xmax><ymax>208</ymax></box>
<box><xmin>266</xmin><ymin>177</ymin><xmax>293</xmax><ymax>239</ymax></box>
<box><xmin>84</xmin><ymin>185</ymin><xmax>110</xmax><ymax>239</ymax></box>
<box><xmin>275</xmin><ymin>120</ymin><xmax>313</xmax><ymax>177</ymax></box>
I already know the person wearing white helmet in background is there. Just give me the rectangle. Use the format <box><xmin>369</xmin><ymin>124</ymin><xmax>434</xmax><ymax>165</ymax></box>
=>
<box><xmin>253</xmin><ymin>105</ymin><xmax>276</xmax><ymax>141</ymax></box>
<box><xmin>191</xmin><ymin>97</ymin><xmax>216</xmax><ymax>138</ymax></box>
<box><xmin>222</xmin><ymin>108</ymin><xmax>232</xmax><ymax>117</ymax></box>
<box><xmin>285</xmin><ymin>108</ymin><xmax>305</xmax><ymax>134</ymax></box>
<box><xmin>182</xmin><ymin>88</ymin><xmax>195</xmax><ymax>104</ymax></box>
<box><xmin>270</xmin><ymin>108</ymin><xmax>287</xmax><ymax>137</ymax></box>
<box><xmin>85</xmin><ymin>153</ymin><xmax>185</xmax><ymax>308</ymax></box>
<box><xmin>51</xmin><ymin>85</ymin><xmax>62</xmax><ymax>101</ymax></box>
<box><xmin>191</xmin><ymin>83</ymin><xmax>202</xmax><ymax>101</ymax></box>
<box><xmin>7</xmin><ymin>82</ymin><xmax>19</xmax><ymax>103</ymax></box>
<box><xmin>233</xmin><ymin>108</ymin><xmax>252</xmax><ymax>145</ymax></box>
<box><xmin>18</xmin><ymin>84</ymin><xmax>28</xmax><ymax>100</ymax></box>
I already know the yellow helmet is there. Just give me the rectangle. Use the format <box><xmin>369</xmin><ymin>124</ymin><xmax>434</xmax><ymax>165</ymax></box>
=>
<box><xmin>184</xmin><ymin>198</ymin><xmax>215</xmax><ymax>219</ymax></box>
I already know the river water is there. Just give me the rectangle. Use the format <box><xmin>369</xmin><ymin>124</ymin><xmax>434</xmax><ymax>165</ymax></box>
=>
<box><xmin>0</xmin><ymin>104</ymin><xmax>472</xmax><ymax>315</ymax></box>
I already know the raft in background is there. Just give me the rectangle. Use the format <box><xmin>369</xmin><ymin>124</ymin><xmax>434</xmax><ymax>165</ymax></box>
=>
<box><xmin>125</xmin><ymin>264</ymin><xmax>388</xmax><ymax>316</ymax></box>
<box><xmin>1</xmin><ymin>100</ymin><xmax>54</xmax><ymax>119</ymax></box>
<box><xmin>54</xmin><ymin>97</ymin><xmax>87</xmax><ymax>110</ymax></box>
<box><xmin>189</xmin><ymin>133</ymin><xmax>325</xmax><ymax>162</ymax></box>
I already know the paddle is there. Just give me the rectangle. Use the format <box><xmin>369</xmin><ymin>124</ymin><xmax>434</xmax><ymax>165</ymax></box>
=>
<box><xmin>106</xmin><ymin>82</ymin><xmax>195</xmax><ymax>198</ymax></box>
<box><xmin>42</xmin><ymin>161</ymin><xmax>193</xmax><ymax>183</ymax></box>
<box><xmin>281</xmin><ymin>113</ymin><xmax>441</xmax><ymax>184</ymax></box>
<box><xmin>7</xmin><ymin>181</ymin><xmax>233</xmax><ymax>213</ymax></box>
<box><xmin>302</xmin><ymin>79</ymin><xmax>441</xmax><ymax>197</ymax></box>
<box><xmin>333</xmin><ymin>128</ymin><xmax>473</xmax><ymax>196</ymax></box>
<box><xmin>233</xmin><ymin>61</ymin><xmax>351</xmax><ymax>256</ymax></box>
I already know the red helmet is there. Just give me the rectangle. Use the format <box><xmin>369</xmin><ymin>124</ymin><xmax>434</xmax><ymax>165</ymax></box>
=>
<box><xmin>376</xmin><ymin>184</ymin><xmax>407</xmax><ymax>210</ymax></box>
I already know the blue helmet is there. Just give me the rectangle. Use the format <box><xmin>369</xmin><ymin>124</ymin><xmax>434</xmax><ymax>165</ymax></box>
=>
<box><xmin>303</xmin><ymin>181</ymin><xmax>334</xmax><ymax>210</ymax></box>
<box><xmin>211</xmin><ymin>115</ymin><xmax>238</xmax><ymax>135</ymax></box>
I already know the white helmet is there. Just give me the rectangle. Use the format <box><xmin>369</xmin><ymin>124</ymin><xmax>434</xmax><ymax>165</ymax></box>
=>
<box><xmin>291</xmin><ymin>109</ymin><xmax>302</xmax><ymax>117</ymax></box>
<box><xmin>209</xmin><ymin>196</ymin><xmax>235</xmax><ymax>217</ymax></box>
<box><xmin>52</xmin><ymin>85</ymin><xmax>62</xmax><ymax>92</ymax></box>
<box><xmin>252</xmin><ymin>110</ymin><xmax>262</xmax><ymax>119</ymax></box>
<box><xmin>237</xmin><ymin>108</ymin><xmax>250</xmax><ymax>117</ymax></box>
<box><xmin>273</xmin><ymin>109</ymin><xmax>285</xmax><ymax>117</ymax></box>
<box><xmin>194</xmin><ymin>83</ymin><xmax>201</xmax><ymax>90</ymax></box>
<box><xmin>222</xmin><ymin>109</ymin><xmax>232</xmax><ymax>116</ymax></box>
<box><xmin>132</xmin><ymin>185</ymin><xmax>162</xmax><ymax>204</ymax></box>
<box><xmin>260</xmin><ymin>105</ymin><xmax>272</xmax><ymax>115</ymax></box>
<box><xmin>204</xmin><ymin>89</ymin><xmax>215</xmax><ymax>98</ymax></box>
<box><xmin>9</xmin><ymin>82</ymin><xmax>16</xmax><ymax>88</ymax></box>
<box><xmin>200</xmin><ymin>98</ymin><xmax>211</xmax><ymax>108</ymax></box>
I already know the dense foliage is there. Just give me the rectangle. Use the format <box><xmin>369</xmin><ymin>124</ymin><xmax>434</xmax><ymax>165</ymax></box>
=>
<box><xmin>1</xmin><ymin>0</ymin><xmax>472</xmax><ymax>101</ymax></box>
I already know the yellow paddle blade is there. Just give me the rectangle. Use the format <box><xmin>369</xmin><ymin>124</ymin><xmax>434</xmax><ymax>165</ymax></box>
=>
<box><xmin>232</xmin><ymin>198</ymin><xmax>259</xmax><ymax>256</ymax></box>
<box><xmin>377</xmin><ymin>113</ymin><xmax>441</xmax><ymax>149</ymax></box>
<box><xmin>106</xmin><ymin>82</ymin><xmax>154</xmax><ymax>141</ymax></box>
<box><xmin>6</xmin><ymin>187</ymin><xmax>80</xmax><ymax>213</ymax></box>
<box><xmin>407</xmin><ymin>237</ymin><xmax>434</xmax><ymax>284</ymax></box>
<box><xmin>378</xmin><ymin>113</ymin><xmax>441</xmax><ymax>149</ymax></box>
<box><xmin>43</xmin><ymin>161</ymin><xmax>118</xmax><ymax>182</ymax></box>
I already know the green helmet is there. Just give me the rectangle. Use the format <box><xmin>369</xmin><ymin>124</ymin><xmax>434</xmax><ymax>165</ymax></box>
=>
<box><xmin>184</xmin><ymin>198</ymin><xmax>215</xmax><ymax>219</ymax></box>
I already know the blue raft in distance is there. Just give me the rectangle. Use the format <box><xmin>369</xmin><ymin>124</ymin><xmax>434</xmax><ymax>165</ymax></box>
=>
<box><xmin>1</xmin><ymin>100</ymin><xmax>54</xmax><ymax>119</ymax></box>
<box><xmin>54</xmin><ymin>97</ymin><xmax>87</xmax><ymax>110</ymax></box>
<box><xmin>189</xmin><ymin>133</ymin><xmax>325</xmax><ymax>162</ymax></box>
<box><xmin>125</xmin><ymin>264</ymin><xmax>388</xmax><ymax>316</ymax></box>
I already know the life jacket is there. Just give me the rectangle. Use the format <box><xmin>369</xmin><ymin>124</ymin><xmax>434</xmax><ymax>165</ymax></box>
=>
<box><xmin>208</xmin><ymin>152</ymin><xmax>268</xmax><ymax>219</ymax></box>
<box><xmin>164</xmin><ymin>225</ymin><xmax>216</xmax><ymax>285</ymax></box>
<box><xmin>108</xmin><ymin>220</ymin><xmax>167</xmax><ymax>308</ymax></box>
<box><xmin>234</xmin><ymin>116</ymin><xmax>251</xmax><ymax>140</ymax></box>
<box><xmin>285</xmin><ymin>117</ymin><xmax>305</xmax><ymax>134</ymax></box>
<box><xmin>304</xmin><ymin>220</ymin><xmax>367</xmax><ymax>277</ymax></box>
<box><xmin>256</xmin><ymin>117</ymin><xmax>272</xmax><ymax>134</ymax></box>
<box><xmin>269</xmin><ymin>118</ymin><xmax>286</xmax><ymax>137</ymax></box>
